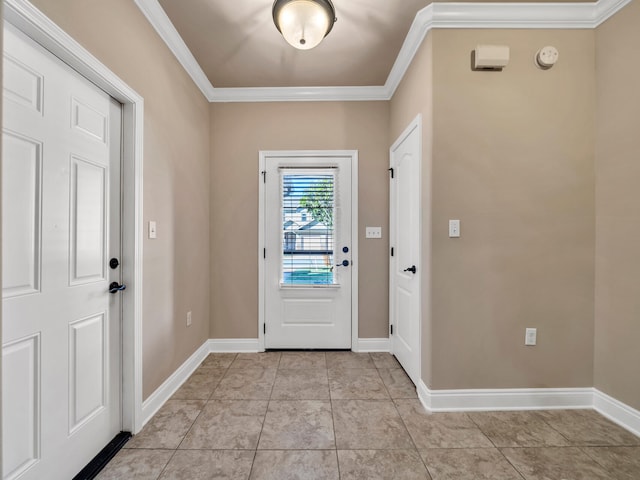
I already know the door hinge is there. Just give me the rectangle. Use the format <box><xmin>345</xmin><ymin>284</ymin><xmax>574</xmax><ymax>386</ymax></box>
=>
<box><xmin>391</xmin><ymin>247</ymin><xmax>394</xmax><ymax>257</ymax></box>
<box><xmin>263</xmin><ymin>248</ymin><xmax>266</xmax><ymax>259</ymax></box>
<box><xmin>263</xmin><ymin>323</ymin><xmax>266</xmax><ymax>334</ymax></box>
<box><xmin>390</xmin><ymin>324</ymin><xmax>394</xmax><ymax>335</ymax></box>
<box><xmin>261</xmin><ymin>170</ymin><xmax>266</xmax><ymax>183</ymax></box>
<box><xmin>388</xmin><ymin>167</ymin><xmax>394</xmax><ymax>179</ymax></box>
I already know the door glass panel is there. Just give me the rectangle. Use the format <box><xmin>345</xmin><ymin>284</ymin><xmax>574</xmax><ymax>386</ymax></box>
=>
<box><xmin>281</xmin><ymin>172</ymin><xmax>335</xmax><ymax>285</ymax></box>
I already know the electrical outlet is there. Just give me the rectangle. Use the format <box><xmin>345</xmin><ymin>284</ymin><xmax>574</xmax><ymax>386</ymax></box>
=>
<box><xmin>186</xmin><ymin>311</ymin><xmax>192</xmax><ymax>327</ymax></box>
<box><xmin>525</xmin><ymin>328</ymin><xmax>537</xmax><ymax>346</ymax></box>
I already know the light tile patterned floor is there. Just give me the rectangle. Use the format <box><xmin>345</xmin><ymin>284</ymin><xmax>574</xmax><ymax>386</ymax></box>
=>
<box><xmin>98</xmin><ymin>352</ymin><xmax>640</xmax><ymax>479</ymax></box>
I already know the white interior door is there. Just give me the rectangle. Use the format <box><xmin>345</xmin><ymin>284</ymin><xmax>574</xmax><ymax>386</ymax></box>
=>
<box><xmin>390</xmin><ymin>116</ymin><xmax>422</xmax><ymax>385</ymax></box>
<box><xmin>2</xmin><ymin>24</ymin><xmax>122</xmax><ymax>480</ymax></box>
<box><xmin>263</xmin><ymin>154</ymin><xmax>353</xmax><ymax>349</ymax></box>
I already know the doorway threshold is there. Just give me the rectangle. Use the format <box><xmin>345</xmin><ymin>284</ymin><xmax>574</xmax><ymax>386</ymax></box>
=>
<box><xmin>72</xmin><ymin>432</ymin><xmax>132</xmax><ymax>480</ymax></box>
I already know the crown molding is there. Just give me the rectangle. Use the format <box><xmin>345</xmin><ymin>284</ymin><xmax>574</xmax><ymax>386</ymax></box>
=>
<box><xmin>210</xmin><ymin>85</ymin><xmax>389</xmax><ymax>103</ymax></box>
<box><xmin>592</xmin><ymin>0</ymin><xmax>633</xmax><ymax>25</ymax></box>
<box><xmin>134</xmin><ymin>0</ymin><xmax>216</xmax><ymax>101</ymax></box>
<box><xmin>383</xmin><ymin>0</ymin><xmax>631</xmax><ymax>96</ymax></box>
<box><xmin>134</xmin><ymin>0</ymin><xmax>631</xmax><ymax>103</ymax></box>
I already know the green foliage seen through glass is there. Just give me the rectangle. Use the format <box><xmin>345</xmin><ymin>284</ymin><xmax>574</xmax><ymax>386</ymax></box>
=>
<box><xmin>299</xmin><ymin>178</ymin><xmax>333</xmax><ymax>228</ymax></box>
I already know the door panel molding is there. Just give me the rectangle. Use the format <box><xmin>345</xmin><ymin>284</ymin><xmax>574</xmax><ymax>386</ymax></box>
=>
<box><xmin>1</xmin><ymin>131</ymin><xmax>42</xmax><ymax>298</ymax></box>
<box><xmin>1</xmin><ymin>333</ymin><xmax>40</xmax><ymax>480</ymax></box>
<box><xmin>259</xmin><ymin>150</ymin><xmax>359</xmax><ymax>351</ymax></box>
<box><xmin>68</xmin><ymin>312</ymin><xmax>107</xmax><ymax>435</ymax></box>
<box><xmin>4</xmin><ymin>0</ymin><xmax>145</xmax><ymax>434</ymax></box>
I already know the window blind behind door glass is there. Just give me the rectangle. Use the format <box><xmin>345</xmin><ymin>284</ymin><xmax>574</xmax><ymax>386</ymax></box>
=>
<box><xmin>281</xmin><ymin>171</ymin><xmax>336</xmax><ymax>285</ymax></box>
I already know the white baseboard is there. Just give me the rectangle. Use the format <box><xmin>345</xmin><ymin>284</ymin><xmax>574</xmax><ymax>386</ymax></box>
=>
<box><xmin>418</xmin><ymin>380</ymin><xmax>593</xmax><ymax>412</ymax></box>
<box><xmin>417</xmin><ymin>380</ymin><xmax>433</xmax><ymax>411</ymax></box>
<box><xmin>594</xmin><ymin>389</ymin><xmax>640</xmax><ymax>438</ymax></box>
<box><xmin>140</xmin><ymin>336</ymin><xmax>385</xmax><ymax>425</ymax></box>
<box><xmin>208</xmin><ymin>338</ymin><xmax>261</xmax><ymax>352</ymax></box>
<box><xmin>355</xmin><ymin>338</ymin><xmax>390</xmax><ymax>352</ymax></box>
<box><xmin>141</xmin><ymin>340</ymin><xmax>640</xmax><ymax>441</ymax></box>
<box><xmin>417</xmin><ymin>381</ymin><xmax>640</xmax><ymax>438</ymax></box>
<box><xmin>141</xmin><ymin>340</ymin><xmax>210</xmax><ymax>426</ymax></box>
<box><xmin>206</xmin><ymin>337</ymin><xmax>389</xmax><ymax>353</ymax></box>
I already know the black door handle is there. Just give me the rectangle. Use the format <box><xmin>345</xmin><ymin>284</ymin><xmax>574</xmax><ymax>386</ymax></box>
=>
<box><xmin>335</xmin><ymin>260</ymin><xmax>350</xmax><ymax>267</ymax></box>
<box><xmin>404</xmin><ymin>265</ymin><xmax>417</xmax><ymax>274</ymax></box>
<box><xmin>109</xmin><ymin>282</ymin><xmax>127</xmax><ymax>294</ymax></box>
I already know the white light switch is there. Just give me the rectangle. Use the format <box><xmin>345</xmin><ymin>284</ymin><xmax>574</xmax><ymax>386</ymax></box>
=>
<box><xmin>449</xmin><ymin>220</ymin><xmax>460</xmax><ymax>238</ymax></box>
<box><xmin>525</xmin><ymin>328</ymin><xmax>537</xmax><ymax>346</ymax></box>
<box><xmin>366</xmin><ymin>227</ymin><xmax>382</xmax><ymax>239</ymax></box>
<box><xmin>149</xmin><ymin>221</ymin><xmax>157</xmax><ymax>239</ymax></box>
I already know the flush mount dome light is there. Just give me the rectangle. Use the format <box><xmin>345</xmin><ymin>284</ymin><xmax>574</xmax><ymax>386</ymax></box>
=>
<box><xmin>272</xmin><ymin>0</ymin><xmax>336</xmax><ymax>50</ymax></box>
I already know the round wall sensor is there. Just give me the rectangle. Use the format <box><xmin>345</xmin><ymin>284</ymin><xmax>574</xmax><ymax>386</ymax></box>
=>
<box><xmin>535</xmin><ymin>46</ymin><xmax>559</xmax><ymax>69</ymax></box>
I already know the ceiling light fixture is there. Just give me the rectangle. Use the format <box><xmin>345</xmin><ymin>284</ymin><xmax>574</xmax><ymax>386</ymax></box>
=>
<box><xmin>272</xmin><ymin>0</ymin><xmax>337</xmax><ymax>50</ymax></box>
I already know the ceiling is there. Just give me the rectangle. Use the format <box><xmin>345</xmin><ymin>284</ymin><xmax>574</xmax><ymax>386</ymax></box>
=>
<box><xmin>154</xmin><ymin>0</ymin><xmax>592</xmax><ymax>90</ymax></box>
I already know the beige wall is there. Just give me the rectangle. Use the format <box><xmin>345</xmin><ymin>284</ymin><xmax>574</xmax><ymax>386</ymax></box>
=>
<box><xmin>594</xmin><ymin>1</ymin><xmax>640</xmax><ymax>411</ymax></box>
<box><xmin>392</xmin><ymin>29</ymin><xmax>596</xmax><ymax>389</ymax></box>
<box><xmin>29</xmin><ymin>0</ymin><xmax>211</xmax><ymax>399</ymax></box>
<box><xmin>7</xmin><ymin>0</ymin><xmax>638</xmax><ymax>411</ymax></box>
<box><xmin>210</xmin><ymin>102</ymin><xmax>390</xmax><ymax>339</ymax></box>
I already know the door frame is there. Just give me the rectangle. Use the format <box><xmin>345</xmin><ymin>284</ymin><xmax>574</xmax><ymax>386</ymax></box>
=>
<box><xmin>4</xmin><ymin>0</ymin><xmax>145</xmax><ymax>433</ymax></box>
<box><xmin>258</xmin><ymin>150</ymin><xmax>359</xmax><ymax>352</ymax></box>
<box><xmin>389</xmin><ymin>114</ymin><xmax>422</xmax><ymax>385</ymax></box>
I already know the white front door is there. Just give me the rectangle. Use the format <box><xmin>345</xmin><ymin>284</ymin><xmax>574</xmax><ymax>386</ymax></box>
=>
<box><xmin>390</xmin><ymin>116</ymin><xmax>422</xmax><ymax>385</ymax></box>
<box><xmin>262</xmin><ymin>153</ymin><xmax>354</xmax><ymax>349</ymax></box>
<box><xmin>2</xmin><ymin>25</ymin><xmax>122</xmax><ymax>480</ymax></box>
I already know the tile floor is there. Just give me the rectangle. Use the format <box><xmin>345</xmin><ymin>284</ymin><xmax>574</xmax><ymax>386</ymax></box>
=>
<box><xmin>97</xmin><ymin>352</ymin><xmax>640</xmax><ymax>479</ymax></box>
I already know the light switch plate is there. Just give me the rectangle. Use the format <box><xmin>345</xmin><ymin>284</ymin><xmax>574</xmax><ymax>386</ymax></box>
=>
<box><xmin>525</xmin><ymin>328</ymin><xmax>537</xmax><ymax>346</ymax></box>
<box><xmin>449</xmin><ymin>220</ymin><xmax>460</xmax><ymax>238</ymax></box>
<box><xmin>149</xmin><ymin>221</ymin><xmax>157</xmax><ymax>239</ymax></box>
<box><xmin>366</xmin><ymin>227</ymin><xmax>382</xmax><ymax>239</ymax></box>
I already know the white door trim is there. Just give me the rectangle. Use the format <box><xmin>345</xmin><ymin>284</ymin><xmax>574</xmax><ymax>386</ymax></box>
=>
<box><xmin>4</xmin><ymin>0</ymin><xmax>145</xmax><ymax>433</ymax></box>
<box><xmin>389</xmin><ymin>114</ymin><xmax>422</xmax><ymax>384</ymax></box>
<box><xmin>259</xmin><ymin>150</ymin><xmax>359</xmax><ymax>352</ymax></box>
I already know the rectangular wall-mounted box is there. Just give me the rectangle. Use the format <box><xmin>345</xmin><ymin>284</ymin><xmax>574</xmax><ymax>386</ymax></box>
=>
<box><xmin>474</xmin><ymin>44</ymin><xmax>510</xmax><ymax>70</ymax></box>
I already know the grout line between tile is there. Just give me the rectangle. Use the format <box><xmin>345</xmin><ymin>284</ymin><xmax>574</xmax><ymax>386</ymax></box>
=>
<box><xmin>328</xmin><ymin>373</ymin><xmax>342</xmax><ymax>478</ymax></box>
<box><xmin>498</xmin><ymin>448</ymin><xmax>528</xmax><ymax>480</ymax></box>
<box><xmin>466</xmin><ymin>411</ymin><xmax>500</xmax><ymax>450</ymax></box>
<box><xmin>173</xmin><ymin>355</ymin><xmax>234</xmax><ymax>453</ymax></box>
<box><xmin>204</xmin><ymin>364</ymin><xmax>229</xmax><ymax>402</ymax></box>
<box><xmin>254</xmin><ymin>365</ymin><xmax>279</xmax><ymax>452</ymax></box>
<box><xmin>247</xmin><ymin>449</ymin><xmax>258</xmax><ymax>480</ymax></box>
<box><xmin>536</xmin><ymin>413</ymin><xmax>575</xmax><ymax>446</ymax></box>
<box><xmin>108</xmin><ymin>352</ymin><xmax>640</xmax><ymax>479</ymax></box>
<box><xmin>153</xmin><ymin>448</ymin><xmax>179</xmax><ymax>480</ymax></box>
<box><xmin>463</xmin><ymin>415</ymin><xmax>529</xmax><ymax>478</ymax></box>
<box><xmin>390</xmin><ymin>392</ymin><xmax>433</xmax><ymax>479</ymax></box>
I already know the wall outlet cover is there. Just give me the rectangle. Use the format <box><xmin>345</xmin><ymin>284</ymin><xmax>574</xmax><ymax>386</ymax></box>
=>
<box><xmin>365</xmin><ymin>227</ymin><xmax>382</xmax><ymax>239</ymax></box>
